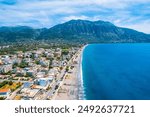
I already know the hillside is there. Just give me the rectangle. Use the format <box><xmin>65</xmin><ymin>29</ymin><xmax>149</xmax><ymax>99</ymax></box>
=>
<box><xmin>0</xmin><ymin>20</ymin><xmax>150</xmax><ymax>44</ymax></box>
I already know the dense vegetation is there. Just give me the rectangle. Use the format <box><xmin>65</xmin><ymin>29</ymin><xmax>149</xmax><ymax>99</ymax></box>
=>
<box><xmin>0</xmin><ymin>42</ymin><xmax>82</xmax><ymax>55</ymax></box>
<box><xmin>0</xmin><ymin>81</ymin><xmax>22</xmax><ymax>92</ymax></box>
<box><xmin>0</xmin><ymin>81</ymin><xmax>13</xmax><ymax>88</ymax></box>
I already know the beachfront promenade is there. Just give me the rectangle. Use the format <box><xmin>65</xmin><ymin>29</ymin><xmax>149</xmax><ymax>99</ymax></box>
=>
<box><xmin>35</xmin><ymin>47</ymin><xmax>82</xmax><ymax>100</ymax></box>
<box><xmin>54</xmin><ymin>48</ymin><xmax>83</xmax><ymax>100</ymax></box>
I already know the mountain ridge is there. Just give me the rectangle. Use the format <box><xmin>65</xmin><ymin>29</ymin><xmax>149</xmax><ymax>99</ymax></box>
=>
<box><xmin>0</xmin><ymin>20</ymin><xmax>150</xmax><ymax>44</ymax></box>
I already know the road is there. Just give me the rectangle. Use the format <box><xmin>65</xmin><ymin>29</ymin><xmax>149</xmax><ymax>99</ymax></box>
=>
<box><xmin>43</xmin><ymin>48</ymin><xmax>81</xmax><ymax>100</ymax></box>
<box><xmin>0</xmin><ymin>79</ymin><xmax>31</xmax><ymax>83</ymax></box>
<box><xmin>42</xmin><ymin>68</ymin><xmax>66</xmax><ymax>100</ymax></box>
<box><xmin>1</xmin><ymin>79</ymin><xmax>33</xmax><ymax>100</ymax></box>
<box><xmin>6</xmin><ymin>85</ymin><xmax>23</xmax><ymax>100</ymax></box>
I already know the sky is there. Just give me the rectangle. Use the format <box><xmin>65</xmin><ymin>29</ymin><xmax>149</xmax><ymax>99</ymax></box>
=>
<box><xmin>0</xmin><ymin>0</ymin><xmax>150</xmax><ymax>33</ymax></box>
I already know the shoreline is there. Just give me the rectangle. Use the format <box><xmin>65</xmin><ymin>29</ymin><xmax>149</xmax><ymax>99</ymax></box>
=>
<box><xmin>54</xmin><ymin>44</ymin><xmax>88</xmax><ymax>100</ymax></box>
<box><xmin>78</xmin><ymin>44</ymin><xmax>88</xmax><ymax>100</ymax></box>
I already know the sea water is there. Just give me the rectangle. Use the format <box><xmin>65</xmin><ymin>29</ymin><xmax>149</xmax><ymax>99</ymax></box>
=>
<box><xmin>82</xmin><ymin>44</ymin><xmax>150</xmax><ymax>100</ymax></box>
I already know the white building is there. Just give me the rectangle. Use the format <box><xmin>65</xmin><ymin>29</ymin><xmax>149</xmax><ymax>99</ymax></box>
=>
<box><xmin>0</xmin><ymin>64</ymin><xmax>12</xmax><ymax>73</ymax></box>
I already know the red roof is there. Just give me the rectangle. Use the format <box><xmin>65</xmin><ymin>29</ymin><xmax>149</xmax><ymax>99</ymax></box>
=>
<box><xmin>0</xmin><ymin>89</ymin><xmax>10</xmax><ymax>93</ymax></box>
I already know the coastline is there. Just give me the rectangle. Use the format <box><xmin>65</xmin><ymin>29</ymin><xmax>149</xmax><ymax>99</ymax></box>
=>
<box><xmin>54</xmin><ymin>44</ymin><xmax>88</xmax><ymax>100</ymax></box>
<box><xmin>78</xmin><ymin>44</ymin><xmax>88</xmax><ymax>100</ymax></box>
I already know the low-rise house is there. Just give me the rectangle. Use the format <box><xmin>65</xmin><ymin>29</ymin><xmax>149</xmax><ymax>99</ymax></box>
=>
<box><xmin>0</xmin><ymin>59</ymin><xmax>3</xmax><ymax>65</ymax></box>
<box><xmin>26</xmin><ymin>70</ymin><xmax>36</xmax><ymax>78</ymax></box>
<box><xmin>39</xmin><ymin>60</ymin><xmax>49</xmax><ymax>67</ymax></box>
<box><xmin>33</xmin><ymin>53</ymin><xmax>39</xmax><ymax>59</ymax></box>
<box><xmin>0</xmin><ymin>64</ymin><xmax>12</xmax><ymax>74</ymax></box>
<box><xmin>23</xmin><ymin>82</ymin><xmax>33</xmax><ymax>88</ymax></box>
<box><xmin>1</xmin><ymin>56</ymin><xmax>13</xmax><ymax>64</ymax></box>
<box><xmin>24</xmin><ymin>67</ymin><xmax>30</xmax><ymax>71</ymax></box>
<box><xmin>34</xmin><ymin>78</ymin><xmax>52</xmax><ymax>90</ymax></box>
<box><xmin>36</xmin><ymin>72</ymin><xmax>45</xmax><ymax>78</ymax></box>
<box><xmin>46</xmin><ymin>53</ymin><xmax>54</xmax><ymax>59</ymax></box>
<box><xmin>16</xmin><ymin>70</ymin><xmax>26</xmax><ymax>77</ymax></box>
<box><xmin>24</xmin><ymin>58</ymin><xmax>31</xmax><ymax>63</ymax></box>
<box><xmin>24</xmin><ymin>52</ymin><xmax>32</xmax><ymax>58</ymax></box>
<box><xmin>52</xmin><ymin>60</ymin><xmax>59</xmax><ymax>67</ymax></box>
<box><xmin>13</xmin><ymin>58</ymin><xmax>21</xmax><ymax>65</ymax></box>
<box><xmin>48</xmin><ymin>68</ymin><xmax>59</xmax><ymax>78</ymax></box>
<box><xmin>20</xmin><ymin>88</ymin><xmax>40</xmax><ymax>99</ymax></box>
<box><xmin>0</xmin><ymin>89</ymin><xmax>11</xmax><ymax>98</ymax></box>
<box><xmin>17</xmin><ymin>52</ymin><xmax>23</xmax><ymax>58</ymax></box>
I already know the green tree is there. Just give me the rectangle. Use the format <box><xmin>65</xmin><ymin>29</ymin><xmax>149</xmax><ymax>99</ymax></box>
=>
<box><xmin>8</xmin><ymin>81</ymin><xmax>13</xmax><ymax>85</ymax></box>
<box><xmin>65</xmin><ymin>66</ymin><xmax>69</xmax><ymax>72</ymax></box>
<box><xmin>19</xmin><ymin>60</ymin><xmax>28</xmax><ymax>68</ymax></box>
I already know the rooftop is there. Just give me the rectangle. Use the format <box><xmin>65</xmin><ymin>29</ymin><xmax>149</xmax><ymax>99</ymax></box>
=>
<box><xmin>0</xmin><ymin>89</ymin><xmax>10</xmax><ymax>93</ymax></box>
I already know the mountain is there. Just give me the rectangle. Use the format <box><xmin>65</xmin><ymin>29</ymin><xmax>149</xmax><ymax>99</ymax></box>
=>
<box><xmin>0</xmin><ymin>26</ymin><xmax>38</xmax><ymax>43</ymax></box>
<box><xmin>0</xmin><ymin>20</ymin><xmax>150</xmax><ymax>44</ymax></box>
<box><xmin>38</xmin><ymin>20</ymin><xmax>150</xmax><ymax>43</ymax></box>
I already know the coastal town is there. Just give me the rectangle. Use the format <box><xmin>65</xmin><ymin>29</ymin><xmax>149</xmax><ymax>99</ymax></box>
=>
<box><xmin>0</xmin><ymin>45</ymin><xmax>82</xmax><ymax>100</ymax></box>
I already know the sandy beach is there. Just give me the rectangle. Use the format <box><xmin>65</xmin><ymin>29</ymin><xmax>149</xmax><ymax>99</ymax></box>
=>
<box><xmin>54</xmin><ymin>47</ymin><xmax>84</xmax><ymax>100</ymax></box>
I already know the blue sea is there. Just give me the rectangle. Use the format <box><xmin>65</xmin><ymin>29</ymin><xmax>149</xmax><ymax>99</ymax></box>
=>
<box><xmin>82</xmin><ymin>44</ymin><xmax>150</xmax><ymax>100</ymax></box>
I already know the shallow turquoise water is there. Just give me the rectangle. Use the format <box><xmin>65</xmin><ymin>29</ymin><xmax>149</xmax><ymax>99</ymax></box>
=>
<box><xmin>82</xmin><ymin>44</ymin><xmax>150</xmax><ymax>100</ymax></box>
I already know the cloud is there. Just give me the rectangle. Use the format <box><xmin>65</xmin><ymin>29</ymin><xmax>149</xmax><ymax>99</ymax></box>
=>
<box><xmin>62</xmin><ymin>16</ymin><xmax>89</xmax><ymax>22</ymax></box>
<box><xmin>120</xmin><ymin>20</ymin><xmax>150</xmax><ymax>34</ymax></box>
<box><xmin>0</xmin><ymin>0</ymin><xmax>149</xmax><ymax>33</ymax></box>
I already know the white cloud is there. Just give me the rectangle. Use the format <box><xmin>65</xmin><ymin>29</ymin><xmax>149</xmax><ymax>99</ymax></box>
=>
<box><xmin>62</xmin><ymin>15</ymin><xmax>89</xmax><ymax>22</ymax></box>
<box><xmin>121</xmin><ymin>20</ymin><xmax>150</xmax><ymax>34</ymax></box>
<box><xmin>0</xmin><ymin>0</ymin><xmax>149</xmax><ymax>33</ymax></box>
